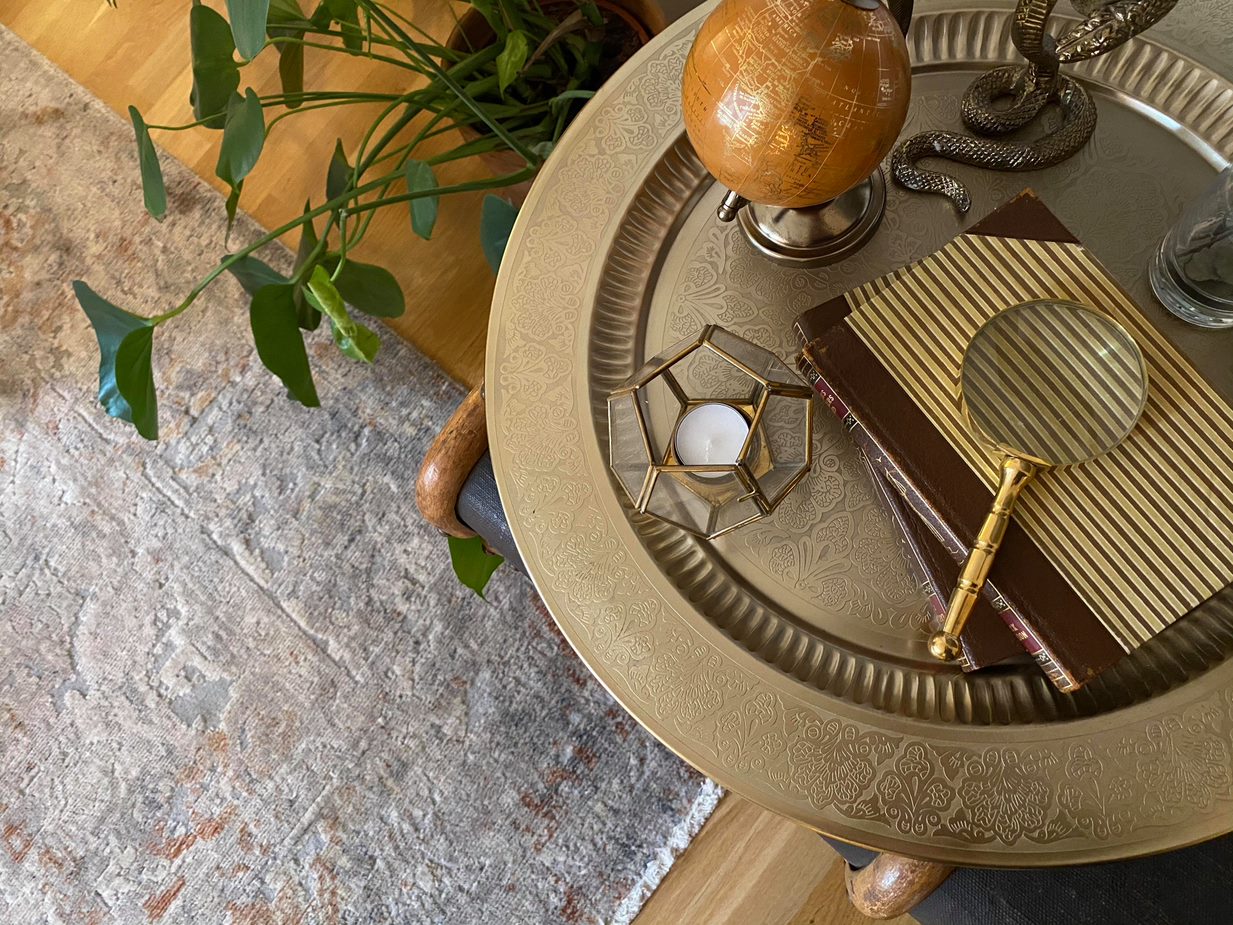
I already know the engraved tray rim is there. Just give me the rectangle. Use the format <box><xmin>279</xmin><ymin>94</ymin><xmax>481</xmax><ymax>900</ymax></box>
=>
<box><xmin>487</xmin><ymin>0</ymin><xmax>1233</xmax><ymax>865</ymax></box>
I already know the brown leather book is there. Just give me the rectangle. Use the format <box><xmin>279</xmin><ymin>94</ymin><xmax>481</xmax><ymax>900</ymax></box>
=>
<box><xmin>862</xmin><ymin>455</ymin><xmax>1026</xmax><ymax>671</ymax></box>
<box><xmin>794</xmin><ymin>191</ymin><xmax>1125</xmax><ymax>690</ymax></box>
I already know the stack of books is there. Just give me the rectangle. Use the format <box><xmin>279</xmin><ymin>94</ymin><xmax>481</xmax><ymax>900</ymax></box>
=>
<box><xmin>794</xmin><ymin>191</ymin><xmax>1233</xmax><ymax>691</ymax></box>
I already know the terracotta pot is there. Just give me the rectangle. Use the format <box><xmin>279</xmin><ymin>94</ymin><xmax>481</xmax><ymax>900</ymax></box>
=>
<box><xmin>445</xmin><ymin>1</ymin><xmax>655</xmax><ymax>205</ymax></box>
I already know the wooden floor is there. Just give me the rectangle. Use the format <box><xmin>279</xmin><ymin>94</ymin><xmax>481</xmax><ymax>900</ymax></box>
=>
<box><xmin>1</xmin><ymin>1</ymin><xmax>908</xmax><ymax>921</ymax></box>
<box><xmin>636</xmin><ymin>797</ymin><xmax>910</xmax><ymax>925</ymax></box>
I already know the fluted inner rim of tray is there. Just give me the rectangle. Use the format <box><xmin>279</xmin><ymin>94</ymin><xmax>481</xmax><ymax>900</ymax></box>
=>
<box><xmin>587</xmin><ymin>13</ymin><xmax>1233</xmax><ymax>726</ymax></box>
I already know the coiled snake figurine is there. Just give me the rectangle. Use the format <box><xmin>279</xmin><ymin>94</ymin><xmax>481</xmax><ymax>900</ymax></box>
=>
<box><xmin>891</xmin><ymin>0</ymin><xmax>1179</xmax><ymax>212</ymax></box>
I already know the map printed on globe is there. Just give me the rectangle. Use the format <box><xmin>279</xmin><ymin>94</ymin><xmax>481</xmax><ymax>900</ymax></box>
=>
<box><xmin>682</xmin><ymin>0</ymin><xmax>911</xmax><ymax>208</ymax></box>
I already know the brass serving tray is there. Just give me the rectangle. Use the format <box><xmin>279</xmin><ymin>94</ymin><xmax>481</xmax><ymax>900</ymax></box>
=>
<box><xmin>487</xmin><ymin>0</ymin><xmax>1233</xmax><ymax>865</ymax></box>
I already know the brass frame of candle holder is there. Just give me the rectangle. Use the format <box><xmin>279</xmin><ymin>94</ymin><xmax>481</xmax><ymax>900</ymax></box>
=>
<box><xmin>606</xmin><ymin>324</ymin><xmax>814</xmax><ymax>539</ymax></box>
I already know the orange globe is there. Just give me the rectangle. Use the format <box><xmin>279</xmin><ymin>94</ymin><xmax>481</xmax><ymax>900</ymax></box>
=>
<box><xmin>682</xmin><ymin>0</ymin><xmax>911</xmax><ymax>208</ymax></box>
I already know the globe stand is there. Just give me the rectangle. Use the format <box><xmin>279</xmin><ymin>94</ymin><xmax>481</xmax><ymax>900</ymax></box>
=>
<box><xmin>717</xmin><ymin>169</ymin><xmax>887</xmax><ymax>269</ymax></box>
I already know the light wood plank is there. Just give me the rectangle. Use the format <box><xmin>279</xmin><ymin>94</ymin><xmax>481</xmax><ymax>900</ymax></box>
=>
<box><xmin>634</xmin><ymin>795</ymin><xmax>914</xmax><ymax>925</ymax></box>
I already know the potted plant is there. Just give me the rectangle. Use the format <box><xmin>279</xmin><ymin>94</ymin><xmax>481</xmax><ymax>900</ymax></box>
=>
<box><xmin>74</xmin><ymin>0</ymin><xmax>652</xmax><ymax>441</ymax></box>
<box><xmin>445</xmin><ymin>0</ymin><xmax>651</xmax><ymax>203</ymax></box>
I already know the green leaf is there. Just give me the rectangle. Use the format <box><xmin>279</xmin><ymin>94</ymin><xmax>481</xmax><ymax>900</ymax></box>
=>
<box><xmin>224</xmin><ymin>182</ymin><xmax>243</xmax><ymax>233</ymax></box>
<box><xmin>276</xmin><ymin>41</ymin><xmax>304</xmax><ymax>104</ymax></box>
<box><xmin>496</xmin><ymin>30</ymin><xmax>529</xmax><ymax>96</ymax></box>
<box><xmin>403</xmin><ymin>160</ymin><xmax>438</xmax><ymax>241</ymax></box>
<box><xmin>226</xmin><ymin>0</ymin><xmax>271</xmax><ymax>60</ymax></box>
<box><xmin>306</xmin><ymin>264</ymin><xmax>348</xmax><ymax>325</ymax></box>
<box><xmin>267</xmin><ymin>0</ymin><xmax>306</xmax><ymax>104</ymax></box>
<box><xmin>72</xmin><ymin>281</ymin><xmax>159</xmax><ymax>440</ymax></box>
<box><xmin>329</xmin><ymin>319</ymin><xmax>381</xmax><ymax>363</ymax></box>
<box><xmin>326</xmin><ymin>257</ymin><xmax>405</xmax><ymax>317</ymax></box>
<box><xmin>128</xmin><ymin>106</ymin><xmax>166</xmax><ymax>221</ymax></box>
<box><xmin>480</xmin><ymin>195</ymin><xmax>519</xmax><ymax>274</ymax></box>
<box><xmin>324</xmin><ymin>0</ymin><xmax>362</xmax><ymax>50</ymax></box>
<box><xmin>216</xmin><ymin>88</ymin><xmax>266</xmax><ymax>188</ymax></box>
<box><xmin>495</xmin><ymin>0</ymin><xmax>528</xmax><ymax>29</ymax></box>
<box><xmin>549</xmin><ymin>88</ymin><xmax>595</xmax><ymax>115</ymax></box>
<box><xmin>326</xmin><ymin>139</ymin><xmax>351</xmax><ymax>202</ymax></box>
<box><xmin>189</xmin><ymin>2</ymin><xmax>241</xmax><ymax>129</ymax></box>
<box><xmin>295</xmin><ymin>201</ymin><xmax>318</xmax><ymax>268</ymax></box>
<box><xmin>268</xmin><ymin>0</ymin><xmax>303</xmax><ymax>21</ymax></box>
<box><xmin>225</xmin><ymin>253</ymin><xmax>288</xmax><ymax>296</ymax></box>
<box><xmin>448</xmin><ymin>535</ymin><xmax>504</xmax><ymax>598</ymax></box>
<box><xmin>580</xmin><ymin>1</ymin><xmax>604</xmax><ymax>25</ymax></box>
<box><xmin>248</xmin><ymin>283</ymin><xmax>320</xmax><ymax>407</ymax></box>
<box><xmin>292</xmin><ymin>203</ymin><xmax>323</xmax><ymax>330</ymax></box>
<box><xmin>297</xmin><ymin>300</ymin><xmax>322</xmax><ymax>331</ymax></box>
<box><xmin>306</xmin><ymin>265</ymin><xmax>380</xmax><ymax>362</ymax></box>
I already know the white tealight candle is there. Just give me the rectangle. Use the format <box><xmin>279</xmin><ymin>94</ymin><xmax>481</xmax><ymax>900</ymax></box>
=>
<box><xmin>674</xmin><ymin>402</ymin><xmax>749</xmax><ymax>477</ymax></box>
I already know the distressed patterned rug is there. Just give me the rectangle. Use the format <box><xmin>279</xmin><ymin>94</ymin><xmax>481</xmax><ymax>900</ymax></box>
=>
<box><xmin>0</xmin><ymin>26</ymin><xmax>718</xmax><ymax>924</ymax></box>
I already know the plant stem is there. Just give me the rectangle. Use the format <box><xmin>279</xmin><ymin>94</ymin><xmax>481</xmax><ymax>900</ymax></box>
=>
<box><xmin>347</xmin><ymin>166</ymin><xmax>535</xmax><ymax>215</ymax></box>
<box><xmin>262</xmin><ymin>90</ymin><xmax>408</xmax><ymax>103</ymax></box>
<box><xmin>346</xmin><ymin>100</ymin><xmax>467</xmax><ymax>252</ymax></box>
<box><xmin>266</xmin><ymin>35</ymin><xmax>424</xmax><ymax>72</ymax></box>
<box><xmin>332</xmin><ymin>210</ymin><xmax>351</xmax><ymax>279</ymax></box>
<box><xmin>352</xmin><ymin>94</ymin><xmax>441</xmax><ymax>185</ymax></box>
<box><xmin>147</xmin><ymin>116</ymin><xmax>227</xmax><ymax>132</ymax></box>
<box><xmin>424</xmin><ymin>127</ymin><xmax>544</xmax><ymax>165</ymax></box>
<box><xmin>266</xmin><ymin>21</ymin><xmax>410</xmax><ymax>50</ymax></box>
<box><xmin>149</xmin><ymin>92</ymin><xmax>407</xmax><ymax>134</ymax></box>
<box><xmin>149</xmin><ymin>169</ymin><xmax>533</xmax><ymax>326</ymax></box>
<box><xmin>360</xmin><ymin>1</ymin><xmax>540</xmax><ymax>166</ymax></box>
<box><xmin>265</xmin><ymin>98</ymin><xmax>395</xmax><ymax>131</ymax></box>
<box><xmin>293</xmin><ymin>223</ymin><xmax>334</xmax><ymax>287</ymax></box>
<box><xmin>369</xmin><ymin>0</ymin><xmax>457</xmax><ymax>50</ymax></box>
<box><xmin>341</xmin><ymin>44</ymin><xmax>503</xmax><ymax>169</ymax></box>
<box><xmin>149</xmin><ymin>170</ymin><xmax>399</xmax><ymax>325</ymax></box>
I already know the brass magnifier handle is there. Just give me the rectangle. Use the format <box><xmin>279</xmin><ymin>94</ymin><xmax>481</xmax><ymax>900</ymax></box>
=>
<box><xmin>928</xmin><ymin>456</ymin><xmax>1038</xmax><ymax>661</ymax></box>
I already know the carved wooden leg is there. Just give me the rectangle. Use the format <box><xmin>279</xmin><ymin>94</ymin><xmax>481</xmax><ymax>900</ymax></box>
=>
<box><xmin>416</xmin><ymin>383</ymin><xmax>488</xmax><ymax>538</ymax></box>
<box><xmin>844</xmin><ymin>851</ymin><xmax>954</xmax><ymax>920</ymax></box>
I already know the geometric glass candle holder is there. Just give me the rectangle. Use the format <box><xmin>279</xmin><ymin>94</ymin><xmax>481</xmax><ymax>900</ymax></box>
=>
<box><xmin>607</xmin><ymin>324</ymin><xmax>814</xmax><ymax>539</ymax></box>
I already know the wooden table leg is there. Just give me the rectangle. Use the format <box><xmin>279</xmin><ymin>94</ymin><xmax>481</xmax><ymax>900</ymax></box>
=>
<box><xmin>416</xmin><ymin>383</ymin><xmax>488</xmax><ymax>538</ymax></box>
<box><xmin>844</xmin><ymin>851</ymin><xmax>955</xmax><ymax>920</ymax></box>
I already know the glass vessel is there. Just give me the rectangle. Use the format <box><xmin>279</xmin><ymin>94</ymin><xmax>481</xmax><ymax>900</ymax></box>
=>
<box><xmin>607</xmin><ymin>326</ymin><xmax>814</xmax><ymax>539</ymax></box>
<box><xmin>1150</xmin><ymin>165</ymin><xmax>1233</xmax><ymax>328</ymax></box>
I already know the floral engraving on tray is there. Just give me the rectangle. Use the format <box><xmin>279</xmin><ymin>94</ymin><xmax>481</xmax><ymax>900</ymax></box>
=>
<box><xmin>876</xmin><ymin>744</ymin><xmax>957</xmax><ymax>838</ymax></box>
<box><xmin>783</xmin><ymin>713</ymin><xmax>900</xmax><ymax>811</ymax></box>
<box><xmin>1135</xmin><ymin>704</ymin><xmax>1232</xmax><ymax>813</ymax></box>
<box><xmin>1057</xmin><ymin>744</ymin><xmax>1134</xmax><ymax>839</ymax></box>
<box><xmin>934</xmin><ymin>747</ymin><xmax>1056</xmax><ymax>844</ymax></box>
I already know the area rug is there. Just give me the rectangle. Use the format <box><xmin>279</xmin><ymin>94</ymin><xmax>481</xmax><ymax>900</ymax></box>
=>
<box><xmin>0</xmin><ymin>25</ymin><xmax>718</xmax><ymax>924</ymax></box>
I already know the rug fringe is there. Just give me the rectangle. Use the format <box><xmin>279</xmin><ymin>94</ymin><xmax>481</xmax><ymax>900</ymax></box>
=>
<box><xmin>606</xmin><ymin>778</ymin><xmax>725</xmax><ymax>925</ymax></box>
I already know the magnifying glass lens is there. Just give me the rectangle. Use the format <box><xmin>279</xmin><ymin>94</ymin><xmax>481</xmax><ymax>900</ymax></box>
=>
<box><xmin>961</xmin><ymin>300</ymin><xmax>1148</xmax><ymax>466</ymax></box>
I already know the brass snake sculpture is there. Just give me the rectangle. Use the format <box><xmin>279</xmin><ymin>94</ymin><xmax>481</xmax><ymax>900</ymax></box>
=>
<box><xmin>891</xmin><ymin>0</ymin><xmax>1180</xmax><ymax>212</ymax></box>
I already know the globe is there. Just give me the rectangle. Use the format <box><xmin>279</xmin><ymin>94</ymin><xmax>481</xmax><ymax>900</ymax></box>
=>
<box><xmin>682</xmin><ymin>0</ymin><xmax>912</xmax><ymax>209</ymax></box>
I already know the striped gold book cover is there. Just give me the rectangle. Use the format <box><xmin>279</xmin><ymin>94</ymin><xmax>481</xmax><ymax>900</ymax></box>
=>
<box><xmin>846</xmin><ymin>234</ymin><xmax>1233</xmax><ymax>651</ymax></box>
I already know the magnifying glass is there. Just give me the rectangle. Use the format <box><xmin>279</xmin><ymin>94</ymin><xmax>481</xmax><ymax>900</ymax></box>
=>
<box><xmin>928</xmin><ymin>299</ymin><xmax>1149</xmax><ymax>661</ymax></box>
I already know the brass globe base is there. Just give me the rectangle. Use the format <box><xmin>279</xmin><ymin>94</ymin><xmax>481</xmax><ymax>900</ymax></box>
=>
<box><xmin>733</xmin><ymin>169</ymin><xmax>887</xmax><ymax>268</ymax></box>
